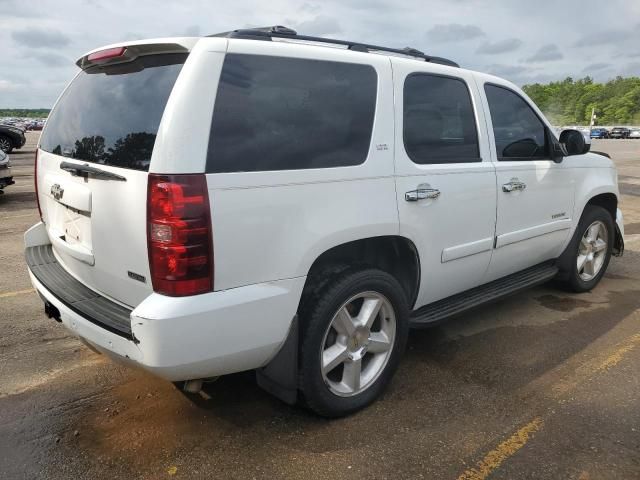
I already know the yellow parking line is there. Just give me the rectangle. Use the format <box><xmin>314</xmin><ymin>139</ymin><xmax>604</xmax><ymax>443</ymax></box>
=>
<box><xmin>458</xmin><ymin>331</ymin><xmax>640</xmax><ymax>479</ymax></box>
<box><xmin>457</xmin><ymin>417</ymin><xmax>544</xmax><ymax>480</ymax></box>
<box><xmin>0</xmin><ymin>288</ymin><xmax>35</xmax><ymax>299</ymax></box>
<box><xmin>597</xmin><ymin>333</ymin><xmax>640</xmax><ymax>371</ymax></box>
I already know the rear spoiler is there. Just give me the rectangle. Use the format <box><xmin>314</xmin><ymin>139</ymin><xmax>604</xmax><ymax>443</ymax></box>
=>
<box><xmin>76</xmin><ymin>38</ymin><xmax>198</xmax><ymax>70</ymax></box>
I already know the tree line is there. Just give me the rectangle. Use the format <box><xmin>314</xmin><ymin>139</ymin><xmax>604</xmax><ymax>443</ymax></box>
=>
<box><xmin>523</xmin><ymin>76</ymin><xmax>640</xmax><ymax>126</ymax></box>
<box><xmin>0</xmin><ymin>109</ymin><xmax>50</xmax><ymax>119</ymax></box>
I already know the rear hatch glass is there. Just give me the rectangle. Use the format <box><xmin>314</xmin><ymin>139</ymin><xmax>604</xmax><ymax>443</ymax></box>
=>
<box><xmin>38</xmin><ymin>53</ymin><xmax>187</xmax><ymax>307</ymax></box>
<box><xmin>41</xmin><ymin>53</ymin><xmax>187</xmax><ymax>170</ymax></box>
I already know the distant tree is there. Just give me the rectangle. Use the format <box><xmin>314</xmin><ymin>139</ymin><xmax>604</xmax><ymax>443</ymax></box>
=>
<box><xmin>106</xmin><ymin>132</ymin><xmax>156</xmax><ymax>170</ymax></box>
<box><xmin>523</xmin><ymin>76</ymin><xmax>640</xmax><ymax>125</ymax></box>
<box><xmin>74</xmin><ymin>136</ymin><xmax>106</xmax><ymax>162</ymax></box>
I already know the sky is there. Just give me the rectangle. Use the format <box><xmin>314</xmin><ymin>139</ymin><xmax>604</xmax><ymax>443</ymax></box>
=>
<box><xmin>1</xmin><ymin>0</ymin><xmax>640</xmax><ymax>108</ymax></box>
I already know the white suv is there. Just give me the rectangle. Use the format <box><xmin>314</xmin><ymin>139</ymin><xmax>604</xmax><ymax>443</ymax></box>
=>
<box><xmin>25</xmin><ymin>27</ymin><xmax>624</xmax><ymax>417</ymax></box>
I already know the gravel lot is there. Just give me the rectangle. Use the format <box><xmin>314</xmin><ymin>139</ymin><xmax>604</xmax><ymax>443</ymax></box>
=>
<box><xmin>1</xmin><ymin>133</ymin><xmax>639</xmax><ymax>479</ymax></box>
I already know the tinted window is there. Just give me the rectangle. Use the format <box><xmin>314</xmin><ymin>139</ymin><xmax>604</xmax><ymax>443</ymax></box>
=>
<box><xmin>484</xmin><ymin>84</ymin><xmax>548</xmax><ymax>160</ymax></box>
<box><xmin>207</xmin><ymin>54</ymin><xmax>377</xmax><ymax>172</ymax></box>
<box><xmin>403</xmin><ymin>74</ymin><xmax>479</xmax><ymax>164</ymax></box>
<box><xmin>40</xmin><ymin>54</ymin><xmax>187</xmax><ymax>171</ymax></box>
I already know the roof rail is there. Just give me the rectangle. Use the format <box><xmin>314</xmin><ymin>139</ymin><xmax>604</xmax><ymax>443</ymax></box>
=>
<box><xmin>209</xmin><ymin>26</ymin><xmax>459</xmax><ymax>68</ymax></box>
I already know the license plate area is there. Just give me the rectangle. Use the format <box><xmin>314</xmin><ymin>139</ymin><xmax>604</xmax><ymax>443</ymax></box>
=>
<box><xmin>44</xmin><ymin>174</ymin><xmax>93</xmax><ymax>254</ymax></box>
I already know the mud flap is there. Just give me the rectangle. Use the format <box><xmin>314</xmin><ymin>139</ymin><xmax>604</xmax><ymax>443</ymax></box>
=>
<box><xmin>256</xmin><ymin>315</ymin><xmax>299</xmax><ymax>405</ymax></box>
<box><xmin>613</xmin><ymin>223</ymin><xmax>624</xmax><ymax>257</ymax></box>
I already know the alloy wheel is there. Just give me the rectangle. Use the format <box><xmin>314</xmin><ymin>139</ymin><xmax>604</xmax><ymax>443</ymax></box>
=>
<box><xmin>0</xmin><ymin>137</ymin><xmax>11</xmax><ymax>153</ymax></box>
<box><xmin>320</xmin><ymin>291</ymin><xmax>396</xmax><ymax>397</ymax></box>
<box><xmin>577</xmin><ymin>220</ymin><xmax>608</xmax><ymax>281</ymax></box>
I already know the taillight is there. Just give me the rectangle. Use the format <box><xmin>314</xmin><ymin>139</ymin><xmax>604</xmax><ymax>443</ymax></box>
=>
<box><xmin>147</xmin><ymin>174</ymin><xmax>213</xmax><ymax>296</ymax></box>
<box><xmin>34</xmin><ymin>149</ymin><xmax>42</xmax><ymax>220</ymax></box>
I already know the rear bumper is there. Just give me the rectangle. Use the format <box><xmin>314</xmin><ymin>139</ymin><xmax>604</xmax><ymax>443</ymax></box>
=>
<box><xmin>25</xmin><ymin>222</ymin><xmax>305</xmax><ymax>381</ymax></box>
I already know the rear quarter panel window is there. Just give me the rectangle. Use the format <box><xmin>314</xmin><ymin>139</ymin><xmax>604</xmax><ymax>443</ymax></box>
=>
<box><xmin>40</xmin><ymin>53</ymin><xmax>187</xmax><ymax>172</ymax></box>
<box><xmin>207</xmin><ymin>54</ymin><xmax>378</xmax><ymax>173</ymax></box>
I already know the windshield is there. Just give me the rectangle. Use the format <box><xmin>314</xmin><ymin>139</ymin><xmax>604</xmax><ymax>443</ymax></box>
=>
<box><xmin>40</xmin><ymin>53</ymin><xmax>187</xmax><ymax>172</ymax></box>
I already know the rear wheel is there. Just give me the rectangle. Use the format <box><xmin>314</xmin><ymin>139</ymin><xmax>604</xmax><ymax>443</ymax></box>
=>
<box><xmin>0</xmin><ymin>135</ymin><xmax>12</xmax><ymax>153</ymax></box>
<box><xmin>557</xmin><ymin>205</ymin><xmax>614</xmax><ymax>292</ymax></box>
<box><xmin>299</xmin><ymin>268</ymin><xmax>409</xmax><ymax>417</ymax></box>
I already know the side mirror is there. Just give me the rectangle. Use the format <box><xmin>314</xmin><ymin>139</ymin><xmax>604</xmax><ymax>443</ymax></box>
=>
<box><xmin>559</xmin><ymin>129</ymin><xmax>589</xmax><ymax>156</ymax></box>
<box><xmin>549</xmin><ymin>129</ymin><xmax>567</xmax><ymax>163</ymax></box>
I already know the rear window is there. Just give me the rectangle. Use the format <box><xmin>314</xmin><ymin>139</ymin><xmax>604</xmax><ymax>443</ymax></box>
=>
<box><xmin>207</xmin><ymin>54</ymin><xmax>377</xmax><ymax>173</ymax></box>
<box><xmin>40</xmin><ymin>53</ymin><xmax>187</xmax><ymax>172</ymax></box>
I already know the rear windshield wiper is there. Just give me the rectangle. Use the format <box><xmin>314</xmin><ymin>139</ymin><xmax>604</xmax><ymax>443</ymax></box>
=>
<box><xmin>59</xmin><ymin>161</ymin><xmax>127</xmax><ymax>181</ymax></box>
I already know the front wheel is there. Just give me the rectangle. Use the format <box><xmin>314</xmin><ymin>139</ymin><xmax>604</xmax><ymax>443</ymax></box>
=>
<box><xmin>557</xmin><ymin>205</ymin><xmax>614</xmax><ymax>292</ymax></box>
<box><xmin>299</xmin><ymin>268</ymin><xmax>409</xmax><ymax>417</ymax></box>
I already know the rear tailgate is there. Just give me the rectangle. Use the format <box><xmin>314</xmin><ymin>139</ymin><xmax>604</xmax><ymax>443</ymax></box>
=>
<box><xmin>37</xmin><ymin>44</ymin><xmax>191</xmax><ymax>307</ymax></box>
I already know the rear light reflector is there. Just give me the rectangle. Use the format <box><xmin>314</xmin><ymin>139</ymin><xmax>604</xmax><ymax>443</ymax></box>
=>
<box><xmin>34</xmin><ymin>149</ymin><xmax>42</xmax><ymax>220</ymax></box>
<box><xmin>87</xmin><ymin>47</ymin><xmax>126</xmax><ymax>63</ymax></box>
<box><xmin>147</xmin><ymin>174</ymin><xmax>213</xmax><ymax>296</ymax></box>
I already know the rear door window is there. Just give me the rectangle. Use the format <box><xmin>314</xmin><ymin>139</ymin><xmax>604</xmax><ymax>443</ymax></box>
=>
<box><xmin>403</xmin><ymin>73</ymin><xmax>480</xmax><ymax>164</ymax></box>
<box><xmin>40</xmin><ymin>53</ymin><xmax>187</xmax><ymax>171</ymax></box>
<box><xmin>207</xmin><ymin>54</ymin><xmax>377</xmax><ymax>173</ymax></box>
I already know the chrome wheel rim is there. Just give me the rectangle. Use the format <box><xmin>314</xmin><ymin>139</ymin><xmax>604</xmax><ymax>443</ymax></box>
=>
<box><xmin>0</xmin><ymin>138</ymin><xmax>10</xmax><ymax>152</ymax></box>
<box><xmin>320</xmin><ymin>291</ymin><xmax>396</xmax><ymax>397</ymax></box>
<box><xmin>577</xmin><ymin>220</ymin><xmax>608</xmax><ymax>281</ymax></box>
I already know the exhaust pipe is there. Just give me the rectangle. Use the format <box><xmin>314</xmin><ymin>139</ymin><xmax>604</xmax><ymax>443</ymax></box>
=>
<box><xmin>182</xmin><ymin>379</ymin><xmax>203</xmax><ymax>393</ymax></box>
<box><xmin>44</xmin><ymin>301</ymin><xmax>62</xmax><ymax>322</ymax></box>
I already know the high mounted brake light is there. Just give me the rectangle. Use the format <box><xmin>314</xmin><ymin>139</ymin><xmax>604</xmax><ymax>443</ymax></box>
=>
<box><xmin>87</xmin><ymin>47</ymin><xmax>127</xmax><ymax>63</ymax></box>
<box><xmin>147</xmin><ymin>174</ymin><xmax>213</xmax><ymax>296</ymax></box>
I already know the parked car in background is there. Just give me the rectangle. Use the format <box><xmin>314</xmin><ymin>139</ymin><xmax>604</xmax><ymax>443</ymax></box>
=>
<box><xmin>26</xmin><ymin>121</ymin><xmax>44</xmax><ymax>131</ymax></box>
<box><xmin>0</xmin><ymin>123</ymin><xmax>26</xmax><ymax>153</ymax></box>
<box><xmin>590</xmin><ymin>128</ymin><xmax>609</xmax><ymax>139</ymax></box>
<box><xmin>629</xmin><ymin>128</ymin><xmax>640</xmax><ymax>139</ymax></box>
<box><xmin>610</xmin><ymin>127</ymin><xmax>631</xmax><ymax>139</ymax></box>
<box><xmin>0</xmin><ymin>149</ymin><xmax>14</xmax><ymax>193</ymax></box>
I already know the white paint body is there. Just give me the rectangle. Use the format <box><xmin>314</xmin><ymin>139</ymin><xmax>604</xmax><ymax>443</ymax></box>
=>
<box><xmin>26</xmin><ymin>36</ymin><xmax>623</xmax><ymax>381</ymax></box>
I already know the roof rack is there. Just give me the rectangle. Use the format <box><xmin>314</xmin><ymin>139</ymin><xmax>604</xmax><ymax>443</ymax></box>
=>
<box><xmin>209</xmin><ymin>25</ymin><xmax>459</xmax><ymax>68</ymax></box>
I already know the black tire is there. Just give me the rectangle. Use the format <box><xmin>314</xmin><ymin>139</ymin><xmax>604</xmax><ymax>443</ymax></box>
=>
<box><xmin>556</xmin><ymin>205</ymin><xmax>614</xmax><ymax>293</ymax></box>
<box><xmin>0</xmin><ymin>135</ymin><xmax>13</xmax><ymax>154</ymax></box>
<box><xmin>299</xmin><ymin>267</ymin><xmax>409</xmax><ymax>417</ymax></box>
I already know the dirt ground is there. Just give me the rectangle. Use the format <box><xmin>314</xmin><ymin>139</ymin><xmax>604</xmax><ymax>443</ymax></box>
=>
<box><xmin>1</xmin><ymin>133</ymin><xmax>639</xmax><ymax>479</ymax></box>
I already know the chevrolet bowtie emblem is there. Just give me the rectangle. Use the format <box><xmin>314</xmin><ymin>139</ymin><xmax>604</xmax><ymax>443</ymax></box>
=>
<box><xmin>51</xmin><ymin>183</ymin><xmax>64</xmax><ymax>201</ymax></box>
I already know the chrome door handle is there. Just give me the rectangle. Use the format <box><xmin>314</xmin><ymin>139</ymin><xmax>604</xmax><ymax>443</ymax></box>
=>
<box><xmin>502</xmin><ymin>180</ymin><xmax>527</xmax><ymax>193</ymax></box>
<box><xmin>405</xmin><ymin>187</ymin><xmax>441</xmax><ymax>202</ymax></box>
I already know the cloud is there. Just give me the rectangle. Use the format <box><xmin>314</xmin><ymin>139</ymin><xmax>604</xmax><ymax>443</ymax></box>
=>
<box><xmin>182</xmin><ymin>25</ymin><xmax>201</xmax><ymax>36</ymax></box>
<box><xmin>425</xmin><ymin>24</ymin><xmax>484</xmax><ymax>43</ymax></box>
<box><xmin>582</xmin><ymin>62</ymin><xmax>612</xmax><ymax>73</ymax></box>
<box><xmin>486</xmin><ymin>64</ymin><xmax>529</xmax><ymax>77</ymax></box>
<box><xmin>299</xmin><ymin>2</ymin><xmax>321</xmax><ymax>14</ymax></box>
<box><xmin>0</xmin><ymin>80</ymin><xmax>18</xmax><ymax>92</ymax></box>
<box><xmin>1</xmin><ymin>0</ymin><xmax>639</xmax><ymax>107</ymax></box>
<box><xmin>294</xmin><ymin>15</ymin><xmax>342</xmax><ymax>36</ymax></box>
<box><xmin>574</xmin><ymin>28</ymin><xmax>634</xmax><ymax>47</ymax></box>
<box><xmin>11</xmin><ymin>28</ymin><xmax>71</xmax><ymax>48</ymax></box>
<box><xmin>621</xmin><ymin>62</ymin><xmax>640</xmax><ymax>76</ymax></box>
<box><xmin>24</xmin><ymin>52</ymin><xmax>71</xmax><ymax>67</ymax></box>
<box><xmin>526</xmin><ymin>44</ymin><xmax>563</xmax><ymax>62</ymax></box>
<box><xmin>476</xmin><ymin>38</ymin><xmax>523</xmax><ymax>54</ymax></box>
